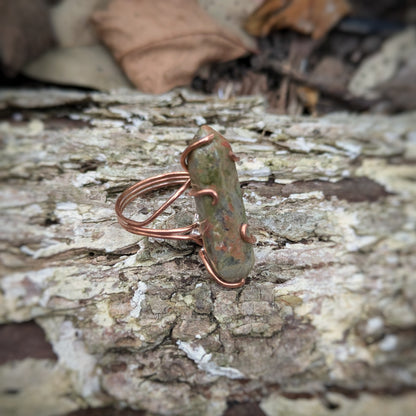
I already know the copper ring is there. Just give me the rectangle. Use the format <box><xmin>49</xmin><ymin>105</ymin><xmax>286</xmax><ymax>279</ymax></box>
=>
<box><xmin>115</xmin><ymin>129</ymin><xmax>255</xmax><ymax>289</ymax></box>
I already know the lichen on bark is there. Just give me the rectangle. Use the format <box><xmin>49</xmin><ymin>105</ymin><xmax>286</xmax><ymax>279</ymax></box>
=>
<box><xmin>0</xmin><ymin>88</ymin><xmax>415</xmax><ymax>416</ymax></box>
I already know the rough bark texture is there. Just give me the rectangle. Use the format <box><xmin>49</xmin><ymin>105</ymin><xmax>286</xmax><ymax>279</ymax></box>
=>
<box><xmin>0</xmin><ymin>88</ymin><xmax>415</xmax><ymax>416</ymax></box>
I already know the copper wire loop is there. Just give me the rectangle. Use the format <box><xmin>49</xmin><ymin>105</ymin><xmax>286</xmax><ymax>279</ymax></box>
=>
<box><xmin>115</xmin><ymin>132</ymin><xmax>253</xmax><ymax>288</ymax></box>
<box><xmin>188</xmin><ymin>188</ymin><xmax>219</xmax><ymax>205</ymax></box>
<box><xmin>240</xmin><ymin>223</ymin><xmax>257</xmax><ymax>244</ymax></box>
<box><xmin>180</xmin><ymin>133</ymin><xmax>215</xmax><ymax>170</ymax></box>
<box><xmin>199</xmin><ymin>249</ymin><xmax>245</xmax><ymax>289</ymax></box>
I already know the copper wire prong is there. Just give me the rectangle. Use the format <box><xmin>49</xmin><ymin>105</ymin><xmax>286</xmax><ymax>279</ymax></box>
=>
<box><xmin>189</xmin><ymin>188</ymin><xmax>219</xmax><ymax>205</ymax></box>
<box><xmin>199</xmin><ymin>249</ymin><xmax>245</xmax><ymax>288</ymax></box>
<box><xmin>228</xmin><ymin>151</ymin><xmax>240</xmax><ymax>162</ymax></box>
<box><xmin>240</xmin><ymin>223</ymin><xmax>256</xmax><ymax>244</ymax></box>
<box><xmin>180</xmin><ymin>133</ymin><xmax>215</xmax><ymax>170</ymax></box>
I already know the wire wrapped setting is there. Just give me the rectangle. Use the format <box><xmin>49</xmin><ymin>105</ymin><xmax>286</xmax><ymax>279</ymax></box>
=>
<box><xmin>115</xmin><ymin>129</ymin><xmax>255</xmax><ymax>288</ymax></box>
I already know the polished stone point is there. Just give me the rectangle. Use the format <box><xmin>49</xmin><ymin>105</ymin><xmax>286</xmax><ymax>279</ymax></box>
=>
<box><xmin>187</xmin><ymin>125</ymin><xmax>255</xmax><ymax>283</ymax></box>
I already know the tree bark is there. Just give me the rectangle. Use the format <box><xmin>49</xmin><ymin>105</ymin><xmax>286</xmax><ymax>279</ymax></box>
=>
<box><xmin>0</xmin><ymin>88</ymin><xmax>415</xmax><ymax>416</ymax></box>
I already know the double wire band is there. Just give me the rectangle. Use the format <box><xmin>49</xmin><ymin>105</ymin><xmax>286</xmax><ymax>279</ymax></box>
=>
<box><xmin>115</xmin><ymin>126</ymin><xmax>256</xmax><ymax>288</ymax></box>
<box><xmin>115</xmin><ymin>171</ymin><xmax>201</xmax><ymax>244</ymax></box>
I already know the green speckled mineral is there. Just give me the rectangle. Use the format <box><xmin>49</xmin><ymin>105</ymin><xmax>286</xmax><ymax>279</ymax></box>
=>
<box><xmin>187</xmin><ymin>126</ymin><xmax>255</xmax><ymax>283</ymax></box>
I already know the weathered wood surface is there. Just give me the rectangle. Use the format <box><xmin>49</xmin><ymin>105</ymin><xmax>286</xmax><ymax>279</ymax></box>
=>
<box><xmin>0</xmin><ymin>88</ymin><xmax>415</xmax><ymax>416</ymax></box>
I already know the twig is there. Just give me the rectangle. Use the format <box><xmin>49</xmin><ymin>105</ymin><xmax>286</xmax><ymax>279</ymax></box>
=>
<box><xmin>253</xmin><ymin>55</ymin><xmax>378</xmax><ymax>111</ymax></box>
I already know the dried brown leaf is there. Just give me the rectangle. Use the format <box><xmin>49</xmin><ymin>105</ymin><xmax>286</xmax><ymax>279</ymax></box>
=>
<box><xmin>92</xmin><ymin>0</ymin><xmax>249</xmax><ymax>94</ymax></box>
<box><xmin>296</xmin><ymin>85</ymin><xmax>319</xmax><ymax>114</ymax></box>
<box><xmin>245</xmin><ymin>0</ymin><xmax>350</xmax><ymax>39</ymax></box>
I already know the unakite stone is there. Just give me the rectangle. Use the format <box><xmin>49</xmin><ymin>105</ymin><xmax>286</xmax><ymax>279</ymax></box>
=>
<box><xmin>187</xmin><ymin>125</ymin><xmax>255</xmax><ymax>283</ymax></box>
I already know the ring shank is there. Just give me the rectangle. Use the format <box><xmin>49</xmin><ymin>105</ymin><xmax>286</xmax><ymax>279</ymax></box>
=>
<box><xmin>115</xmin><ymin>171</ymin><xmax>201</xmax><ymax>244</ymax></box>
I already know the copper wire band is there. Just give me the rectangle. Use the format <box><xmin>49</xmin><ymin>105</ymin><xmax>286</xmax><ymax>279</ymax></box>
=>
<box><xmin>115</xmin><ymin>171</ymin><xmax>201</xmax><ymax>244</ymax></box>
